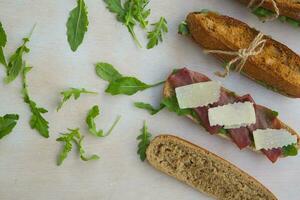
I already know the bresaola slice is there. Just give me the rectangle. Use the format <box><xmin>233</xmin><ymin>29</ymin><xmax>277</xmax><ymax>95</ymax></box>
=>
<box><xmin>167</xmin><ymin>68</ymin><xmax>290</xmax><ymax>162</ymax></box>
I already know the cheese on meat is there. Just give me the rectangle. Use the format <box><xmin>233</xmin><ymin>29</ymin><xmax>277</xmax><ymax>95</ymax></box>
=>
<box><xmin>175</xmin><ymin>81</ymin><xmax>221</xmax><ymax>109</ymax></box>
<box><xmin>253</xmin><ymin>129</ymin><xmax>297</xmax><ymax>150</ymax></box>
<box><xmin>208</xmin><ymin>102</ymin><xmax>256</xmax><ymax>129</ymax></box>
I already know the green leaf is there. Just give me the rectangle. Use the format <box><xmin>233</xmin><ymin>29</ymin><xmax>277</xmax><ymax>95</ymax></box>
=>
<box><xmin>147</xmin><ymin>17</ymin><xmax>168</xmax><ymax>49</ymax></box>
<box><xmin>22</xmin><ymin>65</ymin><xmax>49</xmax><ymax>138</ymax></box>
<box><xmin>219</xmin><ymin>128</ymin><xmax>228</xmax><ymax>135</ymax></box>
<box><xmin>5</xmin><ymin>25</ymin><xmax>35</xmax><ymax>83</ymax></box>
<box><xmin>131</xmin><ymin>0</ymin><xmax>150</xmax><ymax>29</ymax></box>
<box><xmin>0</xmin><ymin>22</ymin><xmax>7</xmax><ymax>47</ymax></box>
<box><xmin>0</xmin><ymin>47</ymin><xmax>7</xmax><ymax>67</ymax></box>
<box><xmin>95</xmin><ymin>62</ymin><xmax>123</xmax><ymax>82</ymax></box>
<box><xmin>134</xmin><ymin>102</ymin><xmax>165</xmax><ymax>115</ymax></box>
<box><xmin>57</xmin><ymin>88</ymin><xmax>97</xmax><ymax>111</ymax></box>
<box><xmin>137</xmin><ymin>121</ymin><xmax>152</xmax><ymax>161</ymax></box>
<box><xmin>161</xmin><ymin>95</ymin><xmax>193</xmax><ymax>116</ymax></box>
<box><xmin>178</xmin><ymin>21</ymin><xmax>189</xmax><ymax>35</ymax></box>
<box><xmin>0</xmin><ymin>114</ymin><xmax>19</xmax><ymax>139</ymax></box>
<box><xmin>106</xmin><ymin>77</ymin><xmax>150</xmax><ymax>95</ymax></box>
<box><xmin>283</xmin><ymin>144</ymin><xmax>298</xmax><ymax>156</ymax></box>
<box><xmin>76</xmin><ymin>136</ymin><xmax>100</xmax><ymax>161</ymax></box>
<box><xmin>86</xmin><ymin>105</ymin><xmax>121</xmax><ymax>137</ymax></box>
<box><xmin>103</xmin><ymin>0</ymin><xmax>126</xmax><ymax>21</ymax></box>
<box><xmin>67</xmin><ymin>0</ymin><xmax>89</xmax><ymax>51</ymax></box>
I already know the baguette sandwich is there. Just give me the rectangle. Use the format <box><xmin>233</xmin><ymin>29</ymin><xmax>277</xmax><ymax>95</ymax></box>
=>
<box><xmin>238</xmin><ymin>0</ymin><xmax>300</xmax><ymax>25</ymax></box>
<box><xmin>147</xmin><ymin>135</ymin><xmax>278</xmax><ymax>200</ymax></box>
<box><xmin>162</xmin><ymin>67</ymin><xmax>300</xmax><ymax>163</ymax></box>
<box><xmin>180</xmin><ymin>11</ymin><xmax>300</xmax><ymax>97</ymax></box>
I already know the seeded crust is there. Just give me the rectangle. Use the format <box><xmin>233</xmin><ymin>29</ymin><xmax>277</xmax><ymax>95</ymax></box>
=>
<box><xmin>146</xmin><ymin>135</ymin><xmax>278</xmax><ymax>200</ymax></box>
<box><xmin>186</xmin><ymin>12</ymin><xmax>300</xmax><ymax>98</ymax></box>
<box><xmin>238</xmin><ymin>0</ymin><xmax>300</xmax><ymax>21</ymax></box>
<box><xmin>163</xmin><ymin>77</ymin><xmax>300</xmax><ymax>157</ymax></box>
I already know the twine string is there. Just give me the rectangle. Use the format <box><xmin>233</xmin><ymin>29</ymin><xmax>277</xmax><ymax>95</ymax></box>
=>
<box><xmin>248</xmin><ymin>0</ymin><xmax>280</xmax><ymax>21</ymax></box>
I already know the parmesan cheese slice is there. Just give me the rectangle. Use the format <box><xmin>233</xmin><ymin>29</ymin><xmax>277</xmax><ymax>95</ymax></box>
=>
<box><xmin>208</xmin><ymin>102</ymin><xmax>256</xmax><ymax>129</ymax></box>
<box><xmin>175</xmin><ymin>81</ymin><xmax>221</xmax><ymax>109</ymax></box>
<box><xmin>253</xmin><ymin>129</ymin><xmax>297</xmax><ymax>150</ymax></box>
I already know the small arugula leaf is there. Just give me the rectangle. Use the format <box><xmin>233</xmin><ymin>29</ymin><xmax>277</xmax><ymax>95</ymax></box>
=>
<box><xmin>57</xmin><ymin>88</ymin><xmax>97</xmax><ymax>111</ymax></box>
<box><xmin>0</xmin><ymin>114</ymin><xmax>19</xmax><ymax>139</ymax></box>
<box><xmin>67</xmin><ymin>0</ymin><xmax>89</xmax><ymax>51</ymax></box>
<box><xmin>5</xmin><ymin>25</ymin><xmax>35</xmax><ymax>83</ymax></box>
<box><xmin>178</xmin><ymin>21</ymin><xmax>189</xmax><ymax>35</ymax></box>
<box><xmin>134</xmin><ymin>102</ymin><xmax>165</xmax><ymax>115</ymax></box>
<box><xmin>56</xmin><ymin>128</ymin><xmax>99</xmax><ymax>165</ymax></box>
<box><xmin>131</xmin><ymin>0</ymin><xmax>150</xmax><ymax>29</ymax></box>
<box><xmin>147</xmin><ymin>17</ymin><xmax>168</xmax><ymax>49</ymax></box>
<box><xmin>137</xmin><ymin>121</ymin><xmax>152</xmax><ymax>161</ymax></box>
<box><xmin>22</xmin><ymin>66</ymin><xmax>49</xmax><ymax>138</ymax></box>
<box><xmin>161</xmin><ymin>95</ymin><xmax>193</xmax><ymax>116</ymax></box>
<box><xmin>283</xmin><ymin>144</ymin><xmax>298</xmax><ymax>156</ymax></box>
<box><xmin>86</xmin><ymin>105</ymin><xmax>121</xmax><ymax>137</ymax></box>
<box><xmin>0</xmin><ymin>22</ymin><xmax>7</xmax><ymax>67</ymax></box>
<box><xmin>95</xmin><ymin>62</ymin><xmax>123</xmax><ymax>82</ymax></box>
<box><xmin>104</xmin><ymin>0</ymin><xmax>142</xmax><ymax>48</ymax></box>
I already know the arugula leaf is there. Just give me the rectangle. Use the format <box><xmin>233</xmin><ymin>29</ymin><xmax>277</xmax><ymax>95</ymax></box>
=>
<box><xmin>0</xmin><ymin>114</ymin><xmax>19</xmax><ymax>139</ymax></box>
<box><xmin>56</xmin><ymin>128</ymin><xmax>99</xmax><ymax>165</ymax></box>
<box><xmin>178</xmin><ymin>21</ymin><xmax>189</xmax><ymax>35</ymax></box>
<box><xmin>134</xmin><ymin>102</ymin><xmax>165</xmax><ymax>115</ymax></box>
<box><xmin>67</xmin><ymin>0</ymin><xmax>89</xmax><ymax>51</ymax></box>
<box><xmin>22</xmin><ymin>66</ymin><xmax>49</xmax><ymax>138</ymax></box>
<box><xmin>5</xmin><ymin>25</ymin><xmax>35</xmax><ymax>83</ymax></box>
<box><xmin>0</xmin><ymin>22</ymin><xmax>7</xmax><ymax>67</ymax></box>
<box><xmin>147</xmin><ymin>17</ymin><xmax>168</xmax><ymax>49</ymax></box>
<box><xmin>57</xmin><ymin>88</ymin><xmax>97</xmax><ymax>111</ymax></box>
<box><xmin>95</xmin><ymin>62</ymin><xmax>122</xmax><ymax>82</ymax></box>
<box><xmin>104</xmin><ymin>0</ymin><xmax>142</xmax><ymax>48</ymax></box>
<box><xmin>282</xmin><ymin>144</ymin><xmax>298</xmax><ymax>156</ymax></box>
<box><xmin>161</xmin><ymin>95</ymin><xmax>193</xmax><ymax>116</ymax></box>
<box><xmin>131</xmin><ymin>0</ymin><xmax>150</xmax><ymax>29</ymax></box>
<box><xmin>86</xmin><ymin>105</ymin><xmax>121</xmax><ymax>137</ymax></box>
<box><xmin>137</xmin><ymin>121</ymin><xmax>152</xmax><ymax>161</ymax></box>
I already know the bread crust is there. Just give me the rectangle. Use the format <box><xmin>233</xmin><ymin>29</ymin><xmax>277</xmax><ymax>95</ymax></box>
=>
<box><xmin>146</xmin><ymin>134</ymin><xmax>278</xmax><ymax>200</ymax></box>
<box><xmin>186</xmin><ymin>12</ymin><xmax>300</xmax><ymax>98</ymax></box>
<box><xmin>163</xmin><ymin>76</ymin><xmax>300</xmax><ymax>157</ymax></box>
<box><xmin>238</xmin><ymin>0</ymin><xmax>300</xmax><ymax>21</ymax></box>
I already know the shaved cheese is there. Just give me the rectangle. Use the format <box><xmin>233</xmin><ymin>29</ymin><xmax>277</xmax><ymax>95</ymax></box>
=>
<box><xmin>208</xmin><ymin>102</ymin><xmax>256</xmax><ymax>129</ymax></box>
<box><xmin>253</xmin><ymin>129</ymin><xmax>297</xmax><ymax>150</ymax></box>
<box><xmin>175</xmin><ymin>81</ymin><xmax>221</xmax><ymax>109</ymax></box>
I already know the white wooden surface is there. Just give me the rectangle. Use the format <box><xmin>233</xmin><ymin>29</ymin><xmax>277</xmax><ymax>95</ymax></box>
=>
<box><xmin>0</xmin><ymin>0</ymin><xmax>299</xmax><ymax>199</ymax></box>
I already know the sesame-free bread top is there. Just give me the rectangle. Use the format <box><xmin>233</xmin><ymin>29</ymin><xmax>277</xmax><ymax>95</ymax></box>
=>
<box><xmin>186</xmin><ymin>11</ymin><xmax>300</xmax><ymax>97</ymax></box>
<box><xmin>146</xmin><ymin>135</ymin><xmax>278</xmax><ymax>200</ymax></box>
<box><xmin>238</xmin><ymin>0</ymin><xmax>300</xmax><ymax>21</ymax></box>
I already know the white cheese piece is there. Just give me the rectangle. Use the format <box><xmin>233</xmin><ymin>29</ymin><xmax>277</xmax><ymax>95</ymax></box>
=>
<box><xmin>253</xmin><ymin>129</ymin><xmax>297</xmax><ymax>150</ymax></box>
<box><xmin>208</xmin><ymin>102</ymin><xmax>256</xmax><ymax>129</ymax></box>
<box><xmin>175</xmin><ymin>81</ymin><xmax>221</xmax><ymax>109</ymax></box>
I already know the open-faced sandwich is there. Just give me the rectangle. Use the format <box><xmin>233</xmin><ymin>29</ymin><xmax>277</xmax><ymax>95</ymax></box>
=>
<box><xmin>146</xmin><ymin>135</ymin><xmax>278</xmax><ymax>200</ymax></box>
<box><xmin>179</xmin><ymin>10</ymin><xmax>300</xmax><ymax>97</ymax></box>
<box><xmin>162</xmin><ymin>67</ymin><xmax>300</xmax><ymax>163</ymax></box>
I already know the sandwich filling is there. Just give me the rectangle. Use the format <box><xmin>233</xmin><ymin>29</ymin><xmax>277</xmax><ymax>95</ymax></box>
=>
<box><xmin>166</xmin><ymin>68</ymin><xmax>298</xmax><ymax>162</ymax></box>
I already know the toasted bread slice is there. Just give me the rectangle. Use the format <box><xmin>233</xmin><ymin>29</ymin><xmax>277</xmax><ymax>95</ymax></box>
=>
<box><xmin>185</xmin><ymin>11</ymin><xmax>300</xmax><ymax>97</ymax></box>
<box><xmin>238</xmin><ymin>0</ymin><xmax>300</xmax><ymax>21</ymax></box>
<box><xmin>163</xmin><ymin>77</ymin><xmax>300</xmax><ymax>157</ymax></box>
<box><xmin>147</xmin><ymin>135</ymin><xmax>278</xmax><ymax>200</ymax></box>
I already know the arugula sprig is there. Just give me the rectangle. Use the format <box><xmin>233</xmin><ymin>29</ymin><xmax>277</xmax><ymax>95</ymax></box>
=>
<box><xmin>67</xmin><ymin>0</ymin><xmax>89</xmax><ymax>51</ymax></box>
<box><xmin>95</xmin><ymin>62</ymin><xmax>164</xmax><ymax>95</ymax></box>
<box><xmin>178</xmin><ymin>21</ymin><xmax>189</xmax><ymax>35</ymax></box>
<box><xmin>5</xmin><ymin>25</ymin><xmax>35</xmax><ymax>84</ymax></box>
<box><xmin>86</xmin><ymin>105</ymin><xmax>121</xmax><ymax>137</ymax></box>
<box><xmin>147</xmin><ymin>17</ymin><xmax>168</xmax><ymax>49</ymax></box>
<box><xmin>0</xmin><ymin>114</ymin><xmax>19</xmax><ymax>139</ymax></box>
<box><xmin>137</xmin><ymin>121</ymin><xmax>152</xmax><ymax>161</ymax></box>
<box><xmin>283</xmin><ymin>144</ymin><xmax>298</xmax><ymax>156</ymax></box>
<box><xmin>57</xmin><ymin>88</ymin><xmax>97</xmax><ymax>111</ymax></box>
<box><xmin>22</xmin><ymin>66</ymin><xmax>49</xmax><ymax>138</ymax></box>
<box><xmin>0</xmin><ymin>22</ymin><xmax>7</xmax><ymax>67</ymax></box>
<box><xmin>56</xmin><ymin>128</ymin><xmax>99</xmax><ymax>166</ymax></box>
<box><xmin>134</xmin><ymin>102</ymin><xmax>165</xmax><ymax>115</ymax></box>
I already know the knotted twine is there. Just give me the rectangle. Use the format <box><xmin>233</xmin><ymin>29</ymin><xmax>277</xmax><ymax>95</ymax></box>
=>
<box><xmin>248</xmin><ymin>0</ymin><xmax>280</xmax><ymax>21</ymax></box>
<box><xmin>204</xmin><ymin>32</ymin><xmax>267</xmax><ymax>78</ymax></box>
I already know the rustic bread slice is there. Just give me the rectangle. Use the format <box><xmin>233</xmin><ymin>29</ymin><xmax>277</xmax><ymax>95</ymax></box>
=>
<box><xmin>163</xmin><ymin>77</ymin><xmax>300</xmax><ymax>156</ymax></box>
<box><xmin>186</xmin><ymin>11</ymin><xmax>300</xmax><ymax>97</ymax></box>
<box><xmin>146</xmin><ymin>135</ymin><xmax>278</xmax><ymax>200</ymax></box>
<box><xmin>238</xmin><ymin>0</ymin><xmax>300</xmax><ymax>21</ymax></box>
